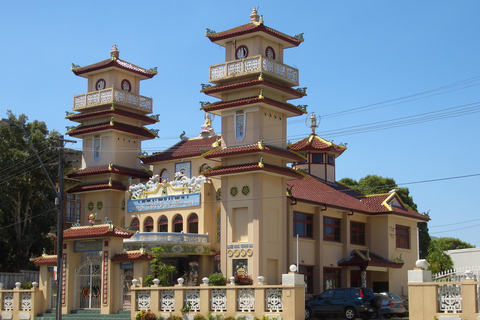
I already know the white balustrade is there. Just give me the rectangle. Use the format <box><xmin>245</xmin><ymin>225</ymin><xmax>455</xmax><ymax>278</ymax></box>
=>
<box><xmin>138</xmin><ymin>290</ymin><xmax>151</xmax><ymax>310</ymax></box>
<box><xmin>161</xmin><ymin>289</ymin><xmax>175</xmax><ymax>312</ymax></box>
<box><xmin>211</xmin><ymin>289</ymin><xmax>227</xmax><ymax>312</ymax></box>
<box><xmin>237</xmin><ymin>288</ymin><xmax>255</xmax><ymax>312</ymax></box>
<box><xmin>73</xmin><ymin>88</ymin><xmax>153</xmax><ymax>113</ymax></box>
<box><xmin>21</xmin><ymin>292</ymin><xmax>32</xmax><ymax>311</ymax></box>
<box><xmin>209</xmin><ymin>55</ymin><xmax>299</xmax><ymax>85</ymax></box>
<box><xmin>185</xmin><ymin>289</ymin><xmax>200</xmax><ymax>312</ymax></box>
<box><xmin>266</xmin><ymin>288</ymin><xmax>283</xmax><ymax>312</ymax></box>
<box><xmin>438</xmin><ymin>284</ymin><xmax>462</xmax><ymax>313</ymax></box>
<box><xmin>3</xmin><ymin>292</ymin><xmax>13</xmax><ymax>311</ymax></box>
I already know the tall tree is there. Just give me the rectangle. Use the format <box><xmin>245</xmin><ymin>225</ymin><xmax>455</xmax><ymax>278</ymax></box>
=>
<box><xmin>0</xmin><ymin>111</ymin><xmax>60</xmax><ymax>271</ymax></box>
<box><xmin>339</xmin><ymin>175</ymin><xmax>430</xmax><ymax>257</ymax></box>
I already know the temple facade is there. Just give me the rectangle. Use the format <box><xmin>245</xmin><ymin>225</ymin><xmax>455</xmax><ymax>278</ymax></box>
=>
<box><xmin>30</xmin><ymin>8</ymin><xmax>428</xmax><ymax>318</ymax></box>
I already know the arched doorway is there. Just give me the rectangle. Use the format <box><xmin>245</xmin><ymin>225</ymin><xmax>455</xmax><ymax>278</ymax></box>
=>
<box><xmin>75</xmin><ymin>258</ymin><xmax>101</xmax><ymax>309</ymax></box>
<box><xmin>121</xmin><ymin>270</ymin><xmax>133</xmax><ymax>310</ymax></box>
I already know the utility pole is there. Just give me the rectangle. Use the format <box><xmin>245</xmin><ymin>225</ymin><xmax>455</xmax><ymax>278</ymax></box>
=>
<box><xmin>56</xmin><ymin>135</ymin><xmax>64</xmax><ymax>320</ymax></box>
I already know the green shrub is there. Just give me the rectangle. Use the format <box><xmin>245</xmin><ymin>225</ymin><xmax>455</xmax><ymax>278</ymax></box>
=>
<box><xmin>208</xmin><ymin>273</ymin><xmax>227</xmax><ymax>286</ymax></box>
<box><xmin>166</xmin><ymin>316</ymin><xmax>182</xmax><ymax>320</ymax></box>
<box><xmin>136</xmin><ymin>310</ymin><xmax>157</xmax><ymax>320</ymax></box>
<box><xmin>224</xmin><ymin>317</ymin><xmax>235</xmax><ymax>320</ymax></box>
<box><xmin>194</xmin><ymin>315</ymin><xmax>208</xmax><ymax>320</ymax></box>
<box><xmin>21</xmin><ymin>281</ymin><xmax>32</xmax><ymax>289</ymax></box>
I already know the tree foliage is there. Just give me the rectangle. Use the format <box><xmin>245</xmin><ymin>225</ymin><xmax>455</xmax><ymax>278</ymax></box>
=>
<box><xmin>145</xmin><ymin>246</ymin><xmax>176</xmax><ymax>286</ymax></box>
<box><xmin>427</xmin><ymin>238</ymin><xmax>454</xmax><ymax>274</ymax></box>
<box><xmin>0</xmin><ymin>111</ymin><xmax>60</xmax><ymax>271</ymax></box>
<box><xmin>339</xmin><ymin>174</ymin><xmax>431</xmax><ymax>257</ymax></box>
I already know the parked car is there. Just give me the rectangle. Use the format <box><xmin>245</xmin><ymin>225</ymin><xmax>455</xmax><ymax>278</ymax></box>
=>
<box><xmin>305</xmin><ymin>287</ymin><xmax>382</xmax><ymax>320</ymax></box>
<box><xmin>371</xmin><ymin>293</ymin><xmax>406</xmax><ymax>318</ymax></box>
<box><xmin>379</xmin><ymin>292</ymin><xmax>408</xmax><ymax>316</ymax></box>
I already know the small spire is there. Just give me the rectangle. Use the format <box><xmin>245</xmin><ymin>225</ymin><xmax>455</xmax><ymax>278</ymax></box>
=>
<box><xmin>110</xmin><ymin>44</ymin><xmax>119</xmax><ymax>60</ymax></box>
<box><xmin>250</xmin><ymin>7</ymin><xmax>260</xmax><ymax>24</ymax></box>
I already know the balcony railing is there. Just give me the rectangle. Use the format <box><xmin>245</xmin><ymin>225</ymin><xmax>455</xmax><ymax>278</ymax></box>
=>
<box><xmin>125</xmin><ymin>232</ymin><xmax>209</xmax><ymax>244</ymax></box>
<box><xmin>209</xmin><ymin>55</ymin><xmax>299</xmax><ymax>86</ymax></box>
<box><xmin>72</xmin><ymin>88</ymin><xmax>153</xmax><ymax>113</ymax></box>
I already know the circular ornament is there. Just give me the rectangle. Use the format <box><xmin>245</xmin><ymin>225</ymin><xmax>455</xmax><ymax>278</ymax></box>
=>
<box><xmin>92</xmin><ymin>286</ymin><xmax>100</xmax><ymax>298</ymax></box>
<box><xmin>96</xmin><ymin>79</ymin><xmax>106</xmax><ymax>91</ymax></box>
<box><xmin>97</xmin><ymin>201</ymin><xmax>103</xmax><ymax>210</ymax></box>
<box><xmin>235</xmin><ymin>45</ymin><xmax>248</xmax><ymax>59</ymax></box>
<box><xmin>242</xmin><ymin>185</ymin><xmax>250</xmax><ymax>196</ymax></box>
<box><xmin>227</xmin><ymin>249</ymin><xmax>234</xmax><ymax>257</ymax></box>
<box><xmin>216</xmin><ymin>188</ymin><xmax>221</xmax><ymax>200</ymax></box>
<box><xmin>173</xmin><ymin>245</ymin><xmax>182</xmax><ymax>253</ymax></box>
<box><xmin>88</xmin><ymin>202</ymin><xmax>94</xmax><ymax>211</ymax></box>
<box><xmin>240</xmin><ymin>249</ymin><xmax>246</xmax><ymax>257</ymax></box>
<box><xmin>234</xmin><ymin>250</ymin><xmax>240</xmax><ymax>257</ymax></box>
<box><xmin>247</xmin><ymin>249</ymin><xmax>253</xmax><ymax>256</ymax></box>
<box><xmin>230</xmin><ymin>187</ymin><xmax>238</xmax><ymax>197</ymax></box>
<box><xmin>265</xmin><ymin>46</ymin><xmax>275</xmax><ymax>59</ymax></box>
<box><xmin>121</xmin><ymin>79</ymin><xmax>131</xmax><ymax>92</ymax></box>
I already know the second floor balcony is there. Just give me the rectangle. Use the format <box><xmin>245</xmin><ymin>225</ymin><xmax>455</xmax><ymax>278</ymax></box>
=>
<box><xmin>209</xmin><ymin>55</ymin><xmax>299</xmax><ymax>86</ymax></box>
<box><xmin>73</xmin><ymin>88</ymin><xmax>153</xmax><ymax>113</ymax></box>
<box><xmin>123</xmin><ymin>232</ymin><xmax>211</xmax><ymax>255</ymax></box>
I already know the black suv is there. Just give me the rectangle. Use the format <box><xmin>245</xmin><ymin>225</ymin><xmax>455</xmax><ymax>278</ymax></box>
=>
<box><xmin>305</xmin><ymin>287</ymin><xmax>381</xmax><ymax>320</ymax></box>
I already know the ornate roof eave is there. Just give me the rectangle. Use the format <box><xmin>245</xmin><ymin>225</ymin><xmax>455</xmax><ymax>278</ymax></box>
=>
<box><xmin>202</xmin><ymin>79</ymin><xmax>306</xmax><ymax>100</ymax></box>
<box><xmin>288</xmin><ymin>134</ymin><xmax>347</xmax><ymax>155</ymax></box>
<box><xmin>66</xmin><ymin>121</ymin><xmax>158</xmax><ymax>139</ymax></box>
<box><xmin>201</xmin><ymin>96</ymin><xmax>306</xmax><ymax>117</ymax></box>
<box><xmin>206</xmin><ymin>23</ymin><xmax>303</xmax><ymax>48</ymax></box>
<box><xmin>337</xmin><ymin>249</ymin><xmax>404</xmax><ymax>269</ymax></box>
<box><xmin>203</xmin><ymin>162</ymin><xmax>304</xmax><ymax>180</ymax></box>
<box><xmin>61</xmin><ymin>225</ymin><xmax>134</xmax><ymax>240</ymax></box>
<box><xmin>111</xmin><ymin>251</ymin><xmax>154</xmax><ymax>262</ymax></box>
<box><xmin>203</xmin><ymin>142</ymin><xmax>306</xmax><ymax>162</ymax></box>
<box><xmin>66</xmin><ymin>180</ymin><xmax>127</xmax><ymax>194</ymax></box>
<box><xmin>66</xmin><ymin>107</ymin><xmax>158</xmax><ymax>125</ymax></box>
<box><xmin>71</xmin><ymin>58</ymin><xmax>157</xmax><ymax>79</ymax></box>
<box><xmin>31</xmin><ymin>255</ymin><xmax>57</xmax><ymax>266</ymax></box>
<box><xmin>140</xmin><ymin>136</ymin><xmax>219</xmax><ymax>164</ymax></box>
<box><xmin>66</xmin><ymin>164</ymin><xmax>151</xmax><ymax>180</ymax></box>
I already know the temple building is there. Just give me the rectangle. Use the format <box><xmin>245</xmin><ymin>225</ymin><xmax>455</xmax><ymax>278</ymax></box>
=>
<box><xmin>30</xmin><ymin>8</ymin><xmax>428</xmax><ymax>316</ymax></box>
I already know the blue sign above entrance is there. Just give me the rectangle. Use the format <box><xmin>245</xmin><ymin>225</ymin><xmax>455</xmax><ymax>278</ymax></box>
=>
<box><xmin>127</xmin><ymin>193</ymin><xmax>201</xmax><ymax>213</ymax></box>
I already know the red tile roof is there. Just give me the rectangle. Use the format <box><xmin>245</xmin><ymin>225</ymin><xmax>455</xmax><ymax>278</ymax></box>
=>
<box><xmin>66</xmin><ymin>180</ymin><xmax>126</xmax><ymax>193</ymax></box>
<box><xmin>204</xmin><ymin>143</ymin><xmax>305</xmax><ymax>162</ymax></box>
<box><xmin>32</xmin><ymin>255</ymin><xmax>57</xmax><ymax>266</ymax></box>
<box><xmin>201</xmin><ymin>96</ymin><xmax>306</xmax><ymax>116</ymax></box>
<box><xmin>338</xmin><ymin>250</ymin><xmax>404</xmax><ymax>268</ymax></box>
<box><xmin>287</xmin><ymin>175</ymin><xmax>367</xmax><ymax>212</ymax></box>
<box><xmin>287</xmin><ymin>175</ymin><xmax>429</xmax><ymax>221</ymax></box>
<box><xmin>111</xmin><ymin>251</ymin><xmax>153</xmax><ymax>262</ymax></box>
<box><xmin>141</xmin><ymin>136</ymin><xmax>219</xmax><ymax>164</ymax></box>
<box><xmin>66</xmin><ymin>164</ymin><xmax>150</xmax><ymax>180</ymax></box>
<box><xmin>359</xmin><ymin>194</ymin><xmax>428</xmax><ymax>220</ymax></box>
<box><xmin>66</xmin><ymin>108</ymin><xmax>158</xmax><ymax>124</ymax></box>
<box><xmin>202</xmin><ymin>79</ymin><xmax>305</xmax><ymax>99</ymax></box>
<box><xmin>72</xmin><ymin>58</ymin><xmax>157</xmax><ymax>79</ymax></box>
<box><xmin>63</xmin><ymin>225</ymin><xmax>134</xmax><ymax>240</ymax></box>
<box><xmin>206</xmin><ymin>23</ymin><xmax>303</xmax><ymax>48</ymax></box>
<box><xmin>67</xmin><ymin>121</ymin><xmax>157</xmax><ymax>139</ymax></box>
<box><xmin>288</xmin><ymin>135</ymin><xmax>346</xmax><ymax>155</ymax></box>
<box><xmin>204</xmin><ymin>162</ymin><xmax>303</xmax><ymax>179</ymax></box>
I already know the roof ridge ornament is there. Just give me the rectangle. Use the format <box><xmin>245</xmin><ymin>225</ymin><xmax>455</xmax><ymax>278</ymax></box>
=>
<box><xmin>250</xmin><ymin>7</ymin><xmax>260</xmax><ymax>24</ymax></box>
<box><xmin>305</xmin><ymin>112</ymin><xmax>320</xmax><ymax>135</ymax></box>
<box><xmin>110</xmin><ymin>44</ymin><xmax>119</xmax><ymax>60</ymax></box>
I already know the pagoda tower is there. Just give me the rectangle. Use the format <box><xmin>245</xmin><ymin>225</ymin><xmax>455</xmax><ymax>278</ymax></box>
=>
<box><xmin>202</xmin><ymin>9</ymin><xmax>307</xmax><ymax>284</ymax></box>
<box><xmin>66</xmin><ymin>45</ymin><xmax>158</xmax><ymax>227</ymax></box>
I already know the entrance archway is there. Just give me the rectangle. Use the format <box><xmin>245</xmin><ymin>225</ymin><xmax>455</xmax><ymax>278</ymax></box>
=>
<box><xmin>121</xmin><ymin>270</ymin><xmax>133</xmax><ymax>310</ymax></box>
<box><xmin>75</xmin><ymin>258</ymin><xmax>101</xmax><ymax>309</ymax></box>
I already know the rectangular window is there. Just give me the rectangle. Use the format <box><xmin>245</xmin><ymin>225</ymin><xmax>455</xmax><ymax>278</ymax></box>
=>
<box><xmin>299</xmin><ymin>265</ymin><xmax>314</xmax><ymax>294</ymax></box>
<box><xmin>293</xmin><ymin>212</ymin><xmax>313</xmax><ymax>238</ymax></box>
<box><xmin>350</xmin><ymin>221</ymin><xmax>366</xmax><ymax>245</ymax></box>
<box><xmin>312</xmin><ymin>154</ymin><xmax>323</xmax><ymax>164</ymax></box>
<box><xmin>396</xmin><ymin>225</ymin><xmax>410</xmax><ymax>249</ymax></box>
<box><xmin>328</xmin><ymin>155</ymin><xmax>335</xmax><ymax>165</ymax></box>
<box><xmin>323</xmin><ymin>217</ymin><xmax>341</xmax><ymax>242</ymax></box>
<box><xmin>323</xmin><ymin>267</ymin><xmax>341</xmax><ymax>290</ymax></box>
<box><xmin>66</xmin><ymin>194</ymin><xmax>81</xmax><ymax>223</ymax></box>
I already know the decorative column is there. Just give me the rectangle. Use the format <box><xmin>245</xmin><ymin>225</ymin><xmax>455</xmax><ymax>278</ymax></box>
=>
<box><xmin>360</xmin><ymin>267</ymin><xmax>367</xmax><ymax>288</ymax></box>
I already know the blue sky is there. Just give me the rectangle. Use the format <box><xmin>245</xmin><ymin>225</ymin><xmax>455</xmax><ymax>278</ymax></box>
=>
<box><xmin>1</xmin><ymin>1</ymin><xmax>480</xmax><ymax>246</ymax></box>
